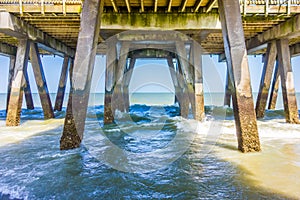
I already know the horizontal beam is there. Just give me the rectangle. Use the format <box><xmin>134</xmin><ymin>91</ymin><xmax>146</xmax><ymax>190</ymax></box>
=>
<box><xmin>0</xmin><ymin>4</ymin><xmax>81</xmax><ymax>13</ymax></box>
<box><xmin>101</xmin><ymin>13</ymin><xmax>221</xmax><ymax>30</ymax></box>
<box><xmin>290</xmin><ymin>43</ymin><xmax>300</xmax><ymax>57</ymax></box>
<box><xmin>219</xmin><ymin>41</ymin><xmax>300</xmax><ymax>62</ymax></box>
<box><xmin>128</xmin><ymin>49</ymin><xmax>175</xmax><ymax>58</ymax></box>
<box><xmin>2</xmin><ymin>3</ymin><xmax>300</xmax><ymax>15</ymax></box>
<box><xmin>0</xmin><ymin>42</ymin><xmax>17</xmax><ymax>56</ymax></box>
<box><xmin>246</xmin><ymin>14</ymin><xmax>300</xmax><ymax>52</ymax></box>
<box><xmin>0</xmin><ymin>12</ymin><xmax>75</xmax><ymax>57</ymax></box>
<box><xmin>242</xmin><ymin>5</ymin><xmax>300</xmax><ymax>14</ymax></box>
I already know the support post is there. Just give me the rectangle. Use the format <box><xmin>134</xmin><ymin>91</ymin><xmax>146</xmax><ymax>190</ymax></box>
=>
<box><xmin>30</xmin><ymin>42</ymin><xmax>54</xmax><ymax>119</ymax></box>
<box><xmin>255</xmin><ymin>41</ymin><xmax>277</xmax><ymax>118</ymax></box>
<box><xmin>224</xmin><ymin>68</ymin><xmax>232</xmax><ymax>107</ymax></box>
<box><xmin>192</xmin><ymin>42</ymin><xmax>205</xmax><ymax>121</ymax></box>
<box><xmin>276</xmin><ymin>39</ymin><xmax>299</xmax><ymax>123</ymax></box>
<box><xmin>54</xmin><ymin>55</ymin><xmax>69</xmax><ymax>111</ymax></box>
<box><xmin>176</xmin><ymin>41</ymin><xmax>195</xmax><ymax>118</ymax></box>
<box><xmin>104</xmin><ymin>40</ymin><xmax>117</xmax><ymax>124</ymax></box>
<box><xmin>268</xmin><ymin>61</ymin><xmax>280</xmax><ymax>110</ymax></box>
<box><xmin>6</xmin><ymin>39</ymin><xmax>30</xmax><ymax>126</ymax></box>
<box><xmin>60</xmin><ymin>0</ymin><xmax>103</xmax><ymax>150</ymax></box>
<box><xmin>113</xmin><ymin>42</ymin><xmax>130</xmax><ymax>112</ymax></box>
<box><xmin>23</xmin><ymin>70</ymin><xmax>34</xmax><ymax>110</ymax></box>
<box><xmin>176</xmin><ymin>59</ymin><xmax>190</xmax><ymax>118</ymax></box>
<box><xmin>218</xmin><ymin>0</ymin><xmax>260</xmax><ymax>152</ymax></box>
<box><xmin>167</xmin><ymin>56</ymin><xmax>181</xmax><ymax>108</ymax></box>
<box><xmin>123</xmin><ymin>57</ymin><xmax>136</xmax><ymax>112</ymax></box>
<box><xmin>6</xmin><ymin>55</ymin><xmax>16</xmax><ymax>113</ymax></box>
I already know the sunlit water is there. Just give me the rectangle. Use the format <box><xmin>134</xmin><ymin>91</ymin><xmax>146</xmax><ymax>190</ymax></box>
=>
<box><xmin>0</xmin><ymin>94</ymin><xmax>300</xmax><ymax>199</ymax></box>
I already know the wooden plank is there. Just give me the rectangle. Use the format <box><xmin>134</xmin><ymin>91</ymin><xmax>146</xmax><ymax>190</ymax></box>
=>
<box><xmin>0</xmin><ymin>12</ymin><xmax>75</xmax><ymax>57</ymax></box>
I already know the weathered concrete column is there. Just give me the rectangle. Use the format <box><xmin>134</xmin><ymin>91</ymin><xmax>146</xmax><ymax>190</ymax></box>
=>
<box><xmin>176</xmin><ymin>59</ymin><xmax>190</xmax><ymax>118</ymax></box>
<box><xmin>176</xmin><ymin>41</ymin><xmax>194</xmax><ymax>118</ymax></box>
<box><xmin>60</xmin><ymin>0</ymin><xmax>103</xmax><ymax>150</ymax></box>
<box><xmin>192</xmin><ymin>42</ymin><xmax>205</xmax><ymax>121</ymax></box>
<box><xmin>113</xmin><ymin>42</ymin><xmax>130</xmax><ymax>112</ymax></box>
<box><xmin>167</xmin><ymin>56</ymin><xmax>181</xmax><ymax>108</ymax></box>
<box><xmin>123</xmin><ymin>57</ymin><xmax>136</xmax><ymax>112</ymax></box>
<box><xmin>6</xmin><ymin>39</ymin><xmax>30</xmax><ymax>126</ymax></box>
<box><xmin>218</xmin><ymin>0</ymin><xmax>260</xmax><ymax>152</ymax></box>
<box><xmin>6</xmin><ymin>55</ymin><xmax>15</xmax><ymax>112</ymax></box>
<box><xmin>23</xmin><ymin>70</ymin><xmax>34</xmax><ymax>110</ymax></box>
<box><xmin>29</xmin><ymin>42</ymin><xmax>54</xmax><ymax>119</ymax></box>
<box><xmin>255</xmin><ymin>41</ymin><xmax>277</xmax><ymax>118</ymax></box>
<box><xmin>276</xmin><ymin>39</ymin><xmax>299</xmax><ymax>123</ymax></box>
<box><xmin>224</xmin><ymin>68</ymin><xmax>232</xmax><ymax>107</ymax></box>
<box><xmin>268</xmin><ymin>61</ymin><xmax>280</xmax><ymax>110</ymax></box>
<box><xmin>54</xmin><ymin>56</ymin><xmax>69</xmax><ymax>111</ymax></box>
<box><xmin>104</xmin><ymin>40</ymin><xmax>117</xmax><ymax>124</ymax></box>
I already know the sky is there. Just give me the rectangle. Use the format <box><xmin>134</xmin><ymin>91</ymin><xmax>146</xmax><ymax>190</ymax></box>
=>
<box><xmin>1</xmin><ymin>53</ymin><xmax>300</xmax><ymax>95</ymax></box>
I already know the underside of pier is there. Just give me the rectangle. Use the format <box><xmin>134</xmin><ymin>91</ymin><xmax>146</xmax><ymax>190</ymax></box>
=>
<box><xmin>1</xmin><ymin>0</ymin><xmax>300</xmax><ymax>152</ymax></box>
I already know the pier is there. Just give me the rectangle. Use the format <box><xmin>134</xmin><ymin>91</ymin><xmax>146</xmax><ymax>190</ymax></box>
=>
<box><xmin>1</xmin><ymin>0</ymin><xmax>300</xmax><ymax>152</ymax></box>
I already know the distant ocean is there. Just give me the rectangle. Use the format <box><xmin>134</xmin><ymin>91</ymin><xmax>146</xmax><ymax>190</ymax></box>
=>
<box><xmin>0</xmin><ymin>92</ymin><xmax>290</xmax><ymax>110</ymax></box>
<box><xmin>0</xmin><ymin>92</ymin><xmax>300</xmax><ymax>199</ymax></box>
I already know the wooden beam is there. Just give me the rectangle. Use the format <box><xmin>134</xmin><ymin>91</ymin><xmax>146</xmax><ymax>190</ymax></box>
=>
<box><xmin>110</xmin><ymin>0</ymin><xmax>119</xmax><ymax>13</ymax></box>
<box><xmin>218</xmin><ymin>0</ymin><xmax>260</xmax><ymax>152</ymax></box>
<box><xmin>194</xmin><ymin>0</ymin><xmax>204</xmax><ymax>12</ymax></box>
<box><xmin>255</xmin><ymin>41</ymin><xmax>277</xmax><ymax>118</ymax></box>
<box><xmin>246</xmin><ymin>13</ymin><xmax>300</xmax><ymax>53</ymax></box>
<box><xmin>0</xmin><ymin>4</ymin><xmax>82</xmax><ymax>13</ymax></box>
<box><xmin>141</xmin><ymin>0</ymin><xmax>144</xmax><ymax>12</ymax></box>
<box><xmin>181</xmin><ymin>0</ymin><xmax>188</xmax><ymax>12</ymax></box>
<box><xmin>154</xmin><ymin>0</ymin><xmax>158</xmax><ymax>12</ymax></box>
<box><xmin>0</xmin><ymin>12</ymin><xmax>75</xmax><ymax>57</ymax></box>
<box><xmin>125</xmin><ymin>0</ymin><xmax>131</xmax><ymax>13</ymax></box>
<box><xmin>60</xmin><ymin>0</ymin><xmax>103</xmax><ymax>150</ymax></box>
<box><xmin>206</xmin><ymin>0</ymin><xmax>217</xmax><ymax>13</ymax></box>
<box><xmin>167</xmin><ymin>0</ymin><xmax>172</xmax><ymax>12</ymax></box>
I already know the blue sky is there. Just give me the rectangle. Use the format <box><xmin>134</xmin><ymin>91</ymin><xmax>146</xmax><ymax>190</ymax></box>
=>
<box><xmin>1</xmin><ymin>54</ymin><xmax>300</xmax><ymax>95</ymax></box>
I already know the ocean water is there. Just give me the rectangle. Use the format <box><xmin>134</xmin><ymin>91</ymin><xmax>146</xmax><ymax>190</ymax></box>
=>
<box><xmin>0</xmin><ymin>93</ymin><xmax>300</xmax><ymax>199</ymax></box>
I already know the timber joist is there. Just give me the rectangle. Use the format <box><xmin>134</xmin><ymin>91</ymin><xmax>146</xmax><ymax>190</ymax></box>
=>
<box><xmin>1</xmin><ymin>0</ymin><xmax>300</xmax><ymax>56</ymax></box>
